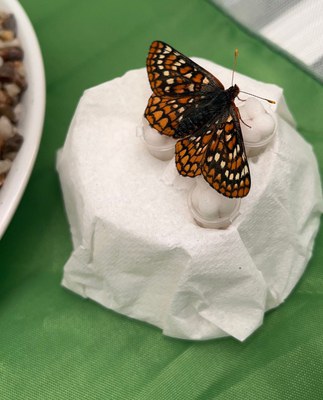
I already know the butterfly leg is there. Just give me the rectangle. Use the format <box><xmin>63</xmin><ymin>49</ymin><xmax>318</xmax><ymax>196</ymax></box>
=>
<box><xmin>237</xmin><ymin>96</ymin><xmax>246</xmax><ymax>102</ymax></box>
<box><xmin>234</xmin><ymin>103</ymin><xmax>251</xmax><ymax>129</ymax></box>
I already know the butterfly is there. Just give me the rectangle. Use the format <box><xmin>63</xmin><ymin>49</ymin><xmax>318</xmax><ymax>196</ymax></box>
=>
<box><xmin>144</xmin><ymin>40</ymin><xmax>251</xmax><ymax>198</ymax></box>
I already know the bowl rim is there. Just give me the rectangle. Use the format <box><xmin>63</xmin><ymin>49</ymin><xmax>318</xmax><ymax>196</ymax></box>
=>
<box><xmin>0</xmin><ymin>0</ymin><xmax>46</xmax><ymax>239</ymax></box>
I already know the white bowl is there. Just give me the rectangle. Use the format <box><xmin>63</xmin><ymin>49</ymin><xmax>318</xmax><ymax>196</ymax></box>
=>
<box><xmin>0</xmin><ymin>0</ymin><xmax>45</xmax><ymax>239</ymax></box>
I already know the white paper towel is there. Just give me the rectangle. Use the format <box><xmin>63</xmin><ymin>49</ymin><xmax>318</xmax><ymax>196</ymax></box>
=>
<box><xmin>57</xmin><ymin>59</ymin><xmax>323</xmax><ymax>341</ymax></box>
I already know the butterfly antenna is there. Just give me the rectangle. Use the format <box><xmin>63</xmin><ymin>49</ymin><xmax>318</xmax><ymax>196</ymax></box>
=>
<box><xmin>231</xmin><ymin>48</ymin><xmax>239</xmax><ymax>86</ymax></box>
<box><xmin>239</xmin><ymin>90</ymin><xmax>276</xmax><ymax>104</ymax></box>
<box><xmin>232</xmin><ymin>48</ymin><xmax>276</xmax><ymax>104</ymax></box>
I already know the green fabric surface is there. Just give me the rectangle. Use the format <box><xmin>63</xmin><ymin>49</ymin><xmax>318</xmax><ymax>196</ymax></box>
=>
<box><xmin>1</xmin><ymin>0</ymin><xmax>323</xmax><ymax>399</ymax></box>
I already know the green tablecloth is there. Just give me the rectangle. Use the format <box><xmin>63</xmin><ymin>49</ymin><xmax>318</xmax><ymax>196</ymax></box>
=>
<box><xmin>1</xmin><ymin>1</ymin><xmax>323</xmax><ymax>398</ymax></box>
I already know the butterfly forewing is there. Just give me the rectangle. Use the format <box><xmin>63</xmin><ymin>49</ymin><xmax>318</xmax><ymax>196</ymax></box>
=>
<box><xmin>146</xmin><ymin>41</ymin><xmax>224</xmax><ymax>97</ymax></box>
<box><xmin>175</xmin><ymin>130</ymin><xmax>213</xmax><ymax>177</ymax></box>
<box><xmin>145</xmin><ymin>41</ymin><xmax>225</xmax><ymax>138</ymax></box>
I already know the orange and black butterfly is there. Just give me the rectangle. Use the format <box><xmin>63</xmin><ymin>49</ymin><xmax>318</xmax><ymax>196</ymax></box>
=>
<box><xmin>144</xmin><ymin>40</ymin><xmax>250</xmax><ymax>198</ymax></box>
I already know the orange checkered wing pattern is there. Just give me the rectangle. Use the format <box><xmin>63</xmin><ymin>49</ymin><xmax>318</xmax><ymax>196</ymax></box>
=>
<box><xmin>145</xmin><ymin>41</ymin><xmax>224</xmax><ymax>138</ymax></box>
<box><xmin>175</xmin><ymin>109</ymin><xmax>250</xmax><ymax>198</ymax></box>
<box><xmin>144</xmin><ymin>40</ymin><xmax>251</xmax><ymax>198</ymax></box>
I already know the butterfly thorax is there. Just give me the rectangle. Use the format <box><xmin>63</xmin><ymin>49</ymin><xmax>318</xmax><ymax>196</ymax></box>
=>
<box><xmin>211</xmin><ymin>84</ymin><xmax>240</xmax><ymax>109</ymax></box>
<box><xmin>225</xmin><ymin>84</ymin><xmax>240</xmax><ymax>101</ymax></box>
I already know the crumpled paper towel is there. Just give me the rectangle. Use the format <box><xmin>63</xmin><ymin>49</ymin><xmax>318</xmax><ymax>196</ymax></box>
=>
<box><xmin>57</xmin><ymin>58</ymin><xmax>323</xmax><ymax>341</ymax></box>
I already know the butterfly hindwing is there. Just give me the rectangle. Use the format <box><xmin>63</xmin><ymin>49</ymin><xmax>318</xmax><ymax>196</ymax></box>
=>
<box><xmin>175</xmin><ymin>127</ymin><xmax>214</xmax><ymax>177</ymax></box>
<box><xmin>144</xmin><ymin>94</ymin><xmax>200</xmax><ymax>137</ymax></box>
<box><xmin>145</xmin><ymin>92</ymin><xmax>216</xmax><ymax>138</ymax></box>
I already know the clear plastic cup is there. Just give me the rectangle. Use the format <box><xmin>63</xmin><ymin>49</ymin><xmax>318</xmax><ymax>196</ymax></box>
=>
<box><xmin>241</xmin><ymin>103</ymin><xmax>278</xmax><ymax>158</ymax></box>
<box><xmin>187</xmin><ymin>180</ymin><xmax>241</xmax><ymax>229</ymax></box>
<box><xmin>141</xmin><ymin>118</ymin><xmax>175</xmax><ymax>161</ymax></box>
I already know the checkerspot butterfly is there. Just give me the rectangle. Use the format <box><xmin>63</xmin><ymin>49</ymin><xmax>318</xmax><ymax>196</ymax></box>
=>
<box><xmin>144</xmin><ymin>40</ymin><xmax>251</xmax><ymax>198</ymax></box>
